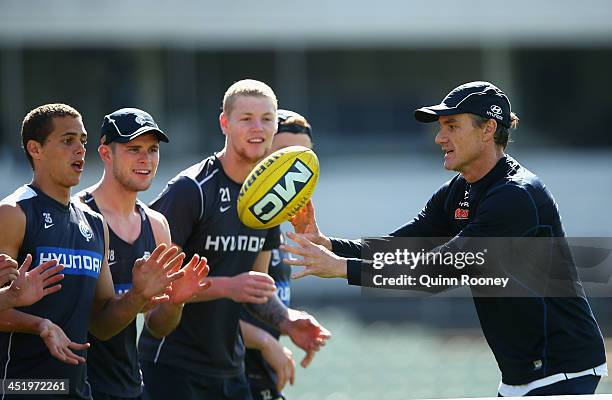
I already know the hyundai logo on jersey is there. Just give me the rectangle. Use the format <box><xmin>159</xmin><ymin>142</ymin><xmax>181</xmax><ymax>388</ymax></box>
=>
<box><xmin>37</xmin><ymin>247</ymin><xmax>103</xmax><ymax>279</ymax></box>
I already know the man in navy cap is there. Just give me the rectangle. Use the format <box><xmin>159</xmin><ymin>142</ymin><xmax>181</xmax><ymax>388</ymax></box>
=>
<box><xmin>282</xmin><ymin>81</ymin><xmax>607</xmax><ymax>396</ymax></box>
<box><xmin>78</xmin><ymin>108</ymin><xmax>211</xmax><ymax>400</ymax></box>
<box><xmin>0</xmin><ymin>104</ymin><xmax>190</xmax><ymax>399</ymax></box>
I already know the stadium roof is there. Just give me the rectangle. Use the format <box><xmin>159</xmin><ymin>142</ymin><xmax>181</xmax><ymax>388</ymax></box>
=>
<box><xmin>1</xmin><ymin>0</ymin><xmax>612</xmax><ymax>48</ymax></box>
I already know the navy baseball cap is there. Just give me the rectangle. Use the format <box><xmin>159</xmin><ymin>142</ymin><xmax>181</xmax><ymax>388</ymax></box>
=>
<box><xmin>277</xmin><ymin>109</ymin><xmax>312</xmax><ymax>138</ymax></box>
<box><xmin>100</xmin><ymin>108</ymin><xmax>169</xmax><ymax>145</ymax></box>
<box><xmin>414</xmin><ymin>81</ymin><xmax>512</xmax><ymax>128</ymax></box>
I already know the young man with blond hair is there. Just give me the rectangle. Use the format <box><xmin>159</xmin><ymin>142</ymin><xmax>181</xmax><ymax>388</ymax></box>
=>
<box><xmin>138</xmin><ymin>80</ymin><xmax>330</xmax><ymax>400</ymax></box>
<box><xmin>240</xmin><ymin>109</ymin><xmax>316</xmax><ymax>400</ymax></box>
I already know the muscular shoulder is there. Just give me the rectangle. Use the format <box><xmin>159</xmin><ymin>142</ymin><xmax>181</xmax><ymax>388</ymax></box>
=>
<box><xmin>0</xmin><ymin>188</ymin><xmax>29</xmax><ymax>256</ymax></box>
<box><xmin>141</xmin><ymin>203</ymin><xmax>171</xmax><ymax>246</ymax></box>
<box><xmin>0</xmin><ymin>185</ymin><xmax>33</xmax><ymax>227</ymax></box>
<box><xmin>150</xmin><ymin>156</ymin><xmax>219</xmax><ymax>225</ymax></box>
<box><xmin>0</xmin><ymin>200</ymin><xmax>26</xmax><ymax>229</ymax></box>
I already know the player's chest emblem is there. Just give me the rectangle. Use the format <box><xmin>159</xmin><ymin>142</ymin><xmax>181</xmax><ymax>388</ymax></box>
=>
<box><xmin>454</xmin><ymin>186</ymin><xmax>470</xmax><ymax>220</ymax></box>
<box><xmin>79</xmin><ymin>219</ymin><xmax>94</xmax><ymax>241</ymax></box>
<box><xmin>42</xmin><ymin>212</ymin><xmax>54</xmax><ymax>229</ymax></box>
<box><xmin>108</xmin><ymin>249</ymin><xmax>116</xmax><ymax>266</ymax></box>
<box><xmin>219</xmin><ymin>186</ymin><xmax>232</xmax><ymax>213</ymax></box>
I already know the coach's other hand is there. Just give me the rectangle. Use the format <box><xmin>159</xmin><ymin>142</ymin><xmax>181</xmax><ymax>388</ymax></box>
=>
<box><xmin>282</xmin><ymin>232</ymin><xmax>347</xmax><ymax>279</ymax></box>
<box><xmin>290</xmin><ymin>201</ymin><xmax>332</xmax><ymax>250</ymax></box>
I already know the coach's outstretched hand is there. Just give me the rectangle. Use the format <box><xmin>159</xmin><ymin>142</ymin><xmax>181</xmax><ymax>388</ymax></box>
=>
<box><xmin>290</xmin><ymin>201</ymin><xmax>332</xmax><ymax>250</ymax></box>
<box><xmin>2</xmin><ymin>254</ymin><xmax>65</xmax><ymax>310</ymax></box>
<box><xmin>282</xmin><ymin>232</ymin><xmax>347</xmax><ymax>279</ymax></box>
<box><xmin>279</xmin><ymin>308</ymin><xmax>331</xmax><ymax>368</ymax></box>
<box><xmin>168</xmin><ymin>254</ymin><xmax>211</xmax><ymax>304</ymax></box>
<box><xmin>38</xmin><ymin>318</ymin><xmax>90</xmax><ymax>365</ymax></box>
<box><xmin>132</xmin><ymin>244</ymin><xmax>185</xmax><ymax>303</ymax></box>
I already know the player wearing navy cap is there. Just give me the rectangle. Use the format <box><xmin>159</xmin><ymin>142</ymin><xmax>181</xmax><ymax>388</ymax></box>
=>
<box><xmin>138</xmin><ymin>80</ymin><xmax>330</xmax><ymax>400</ymax></box>
<box><xmin>78</xmin><ymin>108</ymin><xmax>210</xmax><ymax>400</ymax></box>
<box><xmin>284</xmin><ymin>81</ymin><xmax>607</xmax><ymax>396</ymax></box>
<box><xmin>240</xmin><ymin>109</ymin><xmax>315</xmax><ymax>400</ymax></box>
<box><xmin>0</xmin><ymin>104</ymin><xmax>188</xmax><ymax>399</ymax></box>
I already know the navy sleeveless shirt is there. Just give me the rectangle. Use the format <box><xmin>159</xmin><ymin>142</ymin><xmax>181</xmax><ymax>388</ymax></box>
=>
<box><xmin>80</xmin><ymin>192</ymin><xmax>156</xmax><ymax>398</ymax></box>
<box><xmin>0</xmin><ymin>185</ymin><xmax>105</xmax><ymax>399</ymax></box>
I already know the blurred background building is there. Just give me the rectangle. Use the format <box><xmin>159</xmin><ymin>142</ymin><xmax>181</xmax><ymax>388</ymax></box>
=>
<box><xmin>1</xmin><ymin>1</ymin><xmax>611</xmax><ymax>398</ymax></box>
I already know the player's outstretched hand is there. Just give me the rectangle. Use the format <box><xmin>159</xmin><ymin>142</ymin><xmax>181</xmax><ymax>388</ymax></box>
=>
<box><xmin>168</xmin><ymin>254</ymin><xmax>211</xmax><ymax>304</ymax></box>
<box><xmin>38</xmin><ymin>319</ymin><xmax>90</xmax><ymax>365</ymax></box>
<box><xmin>5</xmin><ymin>254</ymin><xmax>64</xmax><ymax>308</ymax></box>
<box><xmin>132</xmin><ymin>244</ymin><xmax>186</xmax><ymax>303</ymax></box>
<box><xmin>261</xmin><ymin>339</ymin><xmax>295</xmax><ymax>392</ymax></box>
<box><xmin>280</xmin><ymin>308</ymin><xmax>331</xmax><ymax>368</ymax></box>
<box><xmin>0</xmin><ymin>254</ymin><xmax>19</xmax><ymax>286</ymax></box>
<box><xmin>282</xmin><ymin>232</ymin><xmax>347</xmax><ymax>279</ymax></box>
<box><xmin>290</xmin><ymin>200</ymin><xmax>331</xmax><ymax>249</ymax></box>
<box><xmin>228</xmin><ymin>271</ymin><xmax>276</xmax><ymax>304</ymax></box>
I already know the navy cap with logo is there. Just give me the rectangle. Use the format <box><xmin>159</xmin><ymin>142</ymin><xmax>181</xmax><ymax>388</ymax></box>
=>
<box><xmin>277</xmin><ymin>109</ymin><xmax>312</xmax><ymax>138</ymax></box>
<box><xmin>414</xmin><ymin>81</ymin><xmax>512</xmax><ymax>128</ymax></box>
<box><xmin>100</xmin><ymin>108</ymin><xmax>169</xmax><ymax>145</ymax></box>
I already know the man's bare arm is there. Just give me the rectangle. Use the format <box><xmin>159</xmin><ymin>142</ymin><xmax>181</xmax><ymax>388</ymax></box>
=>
<box><xmin>90</xmin><ymin>220</ymin><xmax>185</xmax><ymax>340</ymax></box>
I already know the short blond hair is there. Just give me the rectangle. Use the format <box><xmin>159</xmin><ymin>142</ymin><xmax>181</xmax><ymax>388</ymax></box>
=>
<box><xmin>222</xmin><ymin>79</ymin><xmax>278</xmax><ymax>116</ymax></box>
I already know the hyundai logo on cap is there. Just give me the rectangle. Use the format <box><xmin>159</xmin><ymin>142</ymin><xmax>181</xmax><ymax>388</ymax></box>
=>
<box><xmin>414</xmin><ymin>81</ymin><xmax>512</xmax><ymax>128</ymax></box>
<box><xmin>100</xmin><ymin>108</ymin><xmax>170</xmax><ymax>145</ymax></box>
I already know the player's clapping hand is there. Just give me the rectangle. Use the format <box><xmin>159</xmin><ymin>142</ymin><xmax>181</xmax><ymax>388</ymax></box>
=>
<box><xmin>0</xmin><ymin>254</ymin><xmax>19</xmax><ymax>286</ymax></box>
<box><xmin>38</xmin><ymin>319</ymin><xmax>89</xmax><ymax>365</ymax></box>
<box><xmin>261</xmin><ymin>339</ymin><xmax>295</xmax><ymax>392</ymax></box>
<box><xmin>282</xmin><ymin>231</ymin><xmax>347</xmax><ymax>279</ymax></box>
<box><xmin>228</xmin><ymin>271</ymin><xmax>276</xmax><ymax>304</ymax></box>
<box><xmin>4</xmin><ymin>254</ymin><xmax>64</xmax><ymax>308</ymax></box>
<box><xmin>280</xmin><ymin>308</ymin><xmax>331</xmax><ymax>368</ymax></box>
<box><xmin>131</xmin><ymin>244</ymin><xmax>185</xmax><ymax>303</ymax></box>
<box><xmin>168</xmin><ymin>254</ymin><xmax>211</xmax><ymax>304</ymax></box>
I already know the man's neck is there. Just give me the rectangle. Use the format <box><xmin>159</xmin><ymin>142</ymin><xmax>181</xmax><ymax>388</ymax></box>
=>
<box><xmin>216</xmin><ymin>148</ymin><xmax>259</xmax><ymax>184</ymax></box>
<box><xmin>461</xmin><ymin>148</ymin><xmax>505</xmax><ymax>183</ymax></box>
<box><xmin>90</xmin><ymin>172</ymin><xmax>138</xmax><ymax>217</ymax></box>
<box><xmin>31</xmin><ymin>176</ymin><xmax>71</xmax><ymax>205</ymax></box>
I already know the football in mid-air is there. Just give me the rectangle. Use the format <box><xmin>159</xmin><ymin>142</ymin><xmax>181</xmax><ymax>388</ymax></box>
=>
<box><xmin>238</xmin><ymin>145</ymin><xmax>319</xmax><ymax>229</ymax></box>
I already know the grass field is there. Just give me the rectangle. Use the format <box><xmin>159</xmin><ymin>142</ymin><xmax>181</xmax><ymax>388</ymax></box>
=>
<box><xmin>138</xmin><ymin>307</ymin><xmax>611</xmax><ymax>399</ymax></box>
<box><xmin>279</xmin><ymin>308</ymin><xmax>612</xmax><ymax>399</ymax></box>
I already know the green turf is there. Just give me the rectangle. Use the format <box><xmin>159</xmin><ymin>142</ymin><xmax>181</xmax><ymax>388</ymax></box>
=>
<box><xmin>137</xmin><ymin>308</ymin><xmax>611</xmax><ymax>398</ymax></box>
<box><xmin>280</xmin><ymin>308</ymin><xmax>611</xmax><ymax>399</ymax></box>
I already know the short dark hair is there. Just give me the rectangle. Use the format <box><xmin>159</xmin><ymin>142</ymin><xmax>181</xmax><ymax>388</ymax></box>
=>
<box><xmin>21</xmin><ymin>104</ymin><xmax>81</xmax><ymax>168</ymax></box>
<box><xmin>470</xmin><ymin>112</ymin><xmax>519</xmax><ymax>149</ymax></box>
